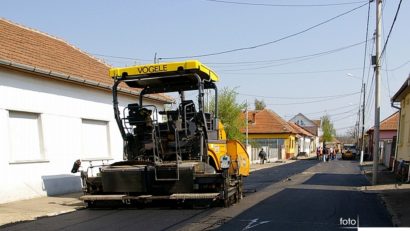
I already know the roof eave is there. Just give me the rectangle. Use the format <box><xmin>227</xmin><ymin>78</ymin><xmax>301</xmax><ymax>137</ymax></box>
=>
<box><xmin>0</xmin><ymin>59</ymin><xmax>174</xmax><ymax>103</ymax></box>
<box><xmin>391</xmin><ymin>76</ymin><xmax>410</xmax><ymax>102</ymax></box>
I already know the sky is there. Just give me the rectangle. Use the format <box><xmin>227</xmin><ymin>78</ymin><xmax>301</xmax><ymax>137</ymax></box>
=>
<box><xmin>1</xmin><ymin>0</ymin><xmax>409</xmax><ymax>136</ymax></box>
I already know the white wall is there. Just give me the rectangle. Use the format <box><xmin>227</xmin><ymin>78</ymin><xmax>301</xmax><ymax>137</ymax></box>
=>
<box><xmin>0</xmin><ymin>68</ymin><xmax>164</xmax><ymax>203</ymax></box>
<box><xmin>289</xmin><ymin>114</ymin><xmax>316</xmax><ymax>127</ymax></box>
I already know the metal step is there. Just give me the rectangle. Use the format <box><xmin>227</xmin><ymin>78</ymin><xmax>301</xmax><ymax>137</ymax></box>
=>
<box><xmin>80</xmin><ymin>194</ymin><xmax>127</xmax><ymax>201</ymax></box>
<box><xmin>80</xmin><ymin>192</ymin><xmax>221</xmax><ymax>201</ymax></box>
<box><xmin>169</xmin><ymin>193</ymin><xmax>220</xmax><ymax>200</ymax></box>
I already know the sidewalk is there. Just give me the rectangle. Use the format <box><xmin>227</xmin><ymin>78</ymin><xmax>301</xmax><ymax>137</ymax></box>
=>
<box><xmin>0</xmin><ymin>192</ymin><xmax>84</xmax><ymax>227</ymax></box>
<box><xmin>0</xmin><ymin>161</ymin><xmax>295</xmax><ymax>227</ymax></box>
<box><xmin>361</xmin><ymin>162</ymin><xmax>410</xmax><ymax>227</ymax></box>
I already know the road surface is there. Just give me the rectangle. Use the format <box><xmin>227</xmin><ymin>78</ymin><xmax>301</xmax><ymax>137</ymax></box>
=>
<box><xmin>1</xmin><ymin>158</ymin><xmax>392</xmax><ymax>231</ymax></box>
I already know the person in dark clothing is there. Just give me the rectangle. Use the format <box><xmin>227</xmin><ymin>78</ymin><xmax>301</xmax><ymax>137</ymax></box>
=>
<box><xmin>323</xmin><ymin>146</ymin><xmax>328</xmax><ymax>162</ymax></box>
<box><xmin>259</xmin><ymin>148</ymin><xmax>267</xmax><ymax>164</ymax></box>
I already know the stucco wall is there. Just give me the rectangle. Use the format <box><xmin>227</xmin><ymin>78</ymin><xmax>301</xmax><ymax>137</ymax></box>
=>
<box><xmin>289</xmin><ymin>114</ymin><xmax>316</xmax><ymax>127</ymax></box>
<box><xmin>397</xmin><ymin>95</ymin><xmax>410</xmax><ymax>161</ymax></box>
<box><xmin>0</xmin><ymin>68</ymin><xmax>164</xmax><ymax>203</ymax></box>
<box><xmin>379</xmin><ymin>131</ymin><xmax>397</xmax><ymax>140</ymax></box>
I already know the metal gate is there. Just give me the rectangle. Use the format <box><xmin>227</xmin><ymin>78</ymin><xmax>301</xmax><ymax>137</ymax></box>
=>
<box><xmin>249</xmin><ymin>146</ymin><xmax>281</xmax><ymax>164</ymax></box>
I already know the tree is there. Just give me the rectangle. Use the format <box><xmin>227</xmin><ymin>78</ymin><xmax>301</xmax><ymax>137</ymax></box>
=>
<box><xmin>345</xmin><ymin>126</ymin><xmax>357</xmax><ymax>140</ymax></box>
<box><xmin>254</xmin><ymin>99</ymin><xmax>266</xmax><ymax>110</ymax></box>
<box><xmin>321</xmin><ymin>115</ymin><xmax>336</xmax><ymax>143</ymax></box>
<box><xmin>209</xmin><ymin>87</ymin><xmax>246</xmax><ymax>140</ymax></box>
<box><xmin>336</xmin><ymin>126</ymin><xmax>357</xmax><ymax>144</ymax></box>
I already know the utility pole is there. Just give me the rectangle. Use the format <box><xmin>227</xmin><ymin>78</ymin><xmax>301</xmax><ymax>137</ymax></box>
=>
<box><xmin>360</xmin><ymin>83</ymin><xmax>366</xmax><ymax>165</ymax></box>
<box><xmin>372</xmin><ymin>0</ymin><xmax>382</xmax><ymax>185</ymax></box>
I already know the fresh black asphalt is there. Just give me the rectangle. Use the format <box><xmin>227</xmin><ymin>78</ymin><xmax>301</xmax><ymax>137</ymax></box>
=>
<box><xmin>1</xmin><ymin>158</ymin><xmax>393</xmax><ymax>231</ymax></box>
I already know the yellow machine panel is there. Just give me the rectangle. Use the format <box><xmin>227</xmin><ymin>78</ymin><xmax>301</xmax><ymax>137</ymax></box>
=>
<box><xmin>208</xmin><ymin>143</ymin><xmax>226</xmax><ymax>171</ymax></box>
<box><xmin>227</xmin><ymin>140</ymin><xmax>250</xmax><ymax>176</ymax></box>
<box><xmin>109</xmin><ymin>60</ymin><xmax>219</xmax><ymax>82</ymax></box>
<box><xmin>207</xmin><ymin>121</ymin><xmax>250</xmax><ymax>177</ymax></box>
<box><xmin>218</xmin><ymin>121</ymin><xmax>227</xmax><ymax>140</ymax></box>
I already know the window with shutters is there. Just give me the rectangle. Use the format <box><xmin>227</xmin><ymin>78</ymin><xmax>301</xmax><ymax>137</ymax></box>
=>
<box><xmin>81</xmin><ymin>119</ymin><xmax>111</xmax><ymax>159</ymax></box>
<box><xmin>9</xmin><ymin>111</ymin><xmax>45</xmax><ymax>162</ymax></box>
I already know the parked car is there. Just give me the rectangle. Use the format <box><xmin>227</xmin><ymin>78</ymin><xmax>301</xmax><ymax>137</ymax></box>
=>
<box><xmin>342</xmin><ymin>144</ymin><xmax>357</xmax><ymax>160</ymax></box>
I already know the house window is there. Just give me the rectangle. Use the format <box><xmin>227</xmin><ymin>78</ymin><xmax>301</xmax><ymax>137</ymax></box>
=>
<box><xmin>9</xmin><ymin>111</ymin><xmax>45</xmax><ymax>162</ymax></box>
<box><xmin>81</xmin><ymin>119</ymin><xmax>110</xmax><ymax>159</ymax></box>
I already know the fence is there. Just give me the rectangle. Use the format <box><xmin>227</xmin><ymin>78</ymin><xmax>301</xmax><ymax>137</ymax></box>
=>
<box><xmin>248</xmin><ymin>146</ymin><xmax>282</xmax><ymax>164</ymax></box>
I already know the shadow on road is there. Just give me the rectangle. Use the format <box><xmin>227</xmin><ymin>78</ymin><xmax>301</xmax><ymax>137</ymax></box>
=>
<box><xmin>244</xmin><ymin>160</ymin><xmax>320</xmax><ymax>193</ymax></box>
<box><xmin>302</xmin><ymin>173</ymin><xmax>370</xmax><ymax>187</ymax></box>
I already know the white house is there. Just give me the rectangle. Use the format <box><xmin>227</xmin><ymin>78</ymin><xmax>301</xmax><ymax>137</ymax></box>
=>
<box><xmin>288</xmin><ymin>121</ymin><xmax>315</xmax><ymax>156</ymax></box>
<box><xmin>0</xmin><ymin>19</ymin><xmax>171</xmax><ymax>203</ymax></box>
<box><xmin>289</xmin><ymin>113</ymin><xmax>321</xmax><ymax>151</ymax></box>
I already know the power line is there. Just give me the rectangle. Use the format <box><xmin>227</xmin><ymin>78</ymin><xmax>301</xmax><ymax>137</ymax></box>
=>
<box><xmin>333</xmin><ymin>108</ymin><xmax>358</xmax><ymax>119</ymax></box>
<box><xmin>283</xmin><ymin>104</ymin><xmax>358</xmax><ymax>119</ymax></box>
<box><xmin>221</xmin><ymin>67</ymin><xmax>364</xmax><ymax>76</ymax></box>
<box><xmin>359</xmin><ymin>0</ymin><xmax>371</xmax><ymax>116</ymax></box>
<box><xmin>158</xmin><ymin>3</ymin><xmax>368</xmax><ymax>60</ymax></box>
<box><xmin>366</xmin><ymin>40</ymin><xmax>375</xmax><ymax>86</ymax></box>
<box><xmin>238</xmin><ymin>91</ymin><xmax>360</xmax><ymax>100</ymax></box>
<box><xmin>383</xmin><ymin>49</ymin><xmax>392</xmax><ymax>98</ymax></box>
<box><xmin>364</xmin><ymin>72</ymin><xmax>375</xmax><ymax>127</ymax></box>
<box><xmin>379</xmin><ymin>0</ymin><xmax>403</xmax><ymax>61</ymax></box>
<box><xmin>328</xmin><ymin>107</ymin><xmax>360</xmax><ymax>117</ymax></box>
<box><xmin>332</xmin><ymin>112</ymin><xmax>357</xmax><ymax>122</ymax></box>
<box><xmin>265</xmin><ymin>92</ymin><xmax>360</xmax><ymax>106</ymax></box>
<box><xmin>217</xmin><ymin>42</ymin><xmax>369</xmax><ymax>71</ymax></box>
<box><xmin>378</xmin><ymin>0</ymin><xmax>403</xmax><ymax>100</ymax></box>
<box><xmin>205</xmin><ymin>0</ymin><xmax>367</xmax><ymax>7</ymax></box>
<box><xmin>206</xmin><ymin>40</ymin><xmax>368</xmax><ymax>66</ymax></box>
<box><xmin>91</xmin><ymin>53</ymin><xmax>151</xmax><ymax>62</ymax></box>
<box><xmin>385</xmin><ymin>60</ymin><xmax>410</xmax><ymax>71</ymax></box>
<box><xmin>352</xmin><ymin>0</ymin><xmax>371</xmax><ymax>149</ymax></box>
<box><xmin>335</xmin><ymin>125</ymin><xmax>356</xmax><ymax>131</ymax></box>
<box><xmin>365</xmin><ymin>73</ymin><xmax>375</xmax><ymax>112</ymax></box>
<box><xmin>302</xmin><ymin>103</ymin><xmax>358</xmax><ymax>116</ymax></box>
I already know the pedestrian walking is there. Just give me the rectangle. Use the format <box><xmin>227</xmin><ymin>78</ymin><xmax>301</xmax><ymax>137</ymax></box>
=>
<box><xmin>323</xmin><ymin>147</ymin><xmax>328</xmax><ymax>162</ymax></box>
<box><xmin>258</xmin><ymin>148</ymin><xmax>267</xmax><ymax>164</ymax></box>
<box><xmin>319</xmin><ymin>146</ymin><xmax>323</xmax><ymax>161</ymax></box>
<box><xmin>329</xmin><ymin>147</ymin><xmax>334</xmax><ymax>160</ymax></box>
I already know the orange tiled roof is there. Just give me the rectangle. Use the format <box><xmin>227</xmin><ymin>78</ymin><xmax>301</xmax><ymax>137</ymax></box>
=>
<box><xmin>0</xmin><ymin>18</ymin><xmax>110</xmax><ymax>83</ymax></box>
<box><xmin>0</xmin><ymin>18</ymin><xmax>171</xmax><ymax>102</ymax></box>
<box><xmin>242</xmin><ymin>109</ymin><xmax>297</xmax><ymax>134</ymax></box>
<box><xmin>368</xmin><ymin>111</ymin><xmax>399</xmax><ymax>131</ymax></box>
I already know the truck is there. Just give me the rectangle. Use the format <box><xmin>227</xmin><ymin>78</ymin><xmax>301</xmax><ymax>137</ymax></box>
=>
<box><xmin>77</xmin><ymin>60</ymin><xmax>250</xmax><ymax>207</ymax></box>
<box><xmin>342</xmin><ymin>143</ymin><xmax>358</xmax><ymax>160</ymax></box>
